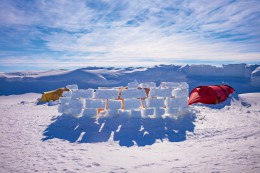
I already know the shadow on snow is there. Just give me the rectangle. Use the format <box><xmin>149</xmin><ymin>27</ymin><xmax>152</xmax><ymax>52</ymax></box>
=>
<box><xmin>42</xmin><ymin>111</ymin><xmax>196</xmax><ymax>147</ymax></box>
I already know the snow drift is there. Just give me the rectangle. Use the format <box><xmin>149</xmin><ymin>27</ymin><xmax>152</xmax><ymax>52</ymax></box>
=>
<box><xmin>251</xmin><ymin>66</ymin><xmax>260</xmax><ymax>87</ymax></box>
<box><xmin>0</xmin><ymin>64</ymin><xmax>259</xmax><ymax>96</ymax></box>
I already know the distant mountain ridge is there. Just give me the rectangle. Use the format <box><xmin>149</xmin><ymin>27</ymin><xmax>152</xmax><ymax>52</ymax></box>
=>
<box><xmin>0</xmin><ymin>64</ymin><xmax>259</xmax><ymax>95</ymax></box>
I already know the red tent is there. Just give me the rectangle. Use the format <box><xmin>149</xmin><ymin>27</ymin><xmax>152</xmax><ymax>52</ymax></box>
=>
<box><xmin>188</xmin><ymin>85</ymin><xmax>235</xmax><ymax>105</ymax></box>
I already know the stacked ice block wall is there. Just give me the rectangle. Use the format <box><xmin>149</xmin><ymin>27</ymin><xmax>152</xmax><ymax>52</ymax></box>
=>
<box><xmin>58</xmin><ymin>82</ymin><xmax>189</xmax><ymax>118</ymax></box>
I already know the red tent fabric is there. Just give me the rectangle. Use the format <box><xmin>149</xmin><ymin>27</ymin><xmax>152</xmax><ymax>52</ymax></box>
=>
<box><xmin>188</xmin><ymin>85</ymin><xmax>235</xmax><ymax>105</ymax></box>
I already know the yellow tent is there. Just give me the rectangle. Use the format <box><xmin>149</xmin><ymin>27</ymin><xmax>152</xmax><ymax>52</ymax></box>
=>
<box><xmin>38</xmin><ymin>88</ymin><xmax>69</xmax><ymax>102</ymax></box>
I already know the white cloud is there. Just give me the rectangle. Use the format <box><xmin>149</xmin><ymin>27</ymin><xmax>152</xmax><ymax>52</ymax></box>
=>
<box><xmin>0</xmin><ymin>0</ymin><xmax>39</xmax><ymax>26</ymax></box>
<box><xmin>0</xmin><ymin>0</ymin><xmax>260</xmax><ymax>70</ymax></box>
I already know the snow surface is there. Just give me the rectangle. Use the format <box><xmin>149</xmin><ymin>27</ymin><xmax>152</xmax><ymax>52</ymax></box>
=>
<box><xmin>1</xmin><ymin>64</ymin><xmax>259</xmax><ymax>96</ymax></box>
<box><xmin>0</xmin><ymin>93</ymin><xmax>259</xmax><ymax>172</ymax></box>
<box><xmin>0</xmin><ymin>64</ymin><xmax>260</xmax><ymax>172</ymax></box>
<box><xmin>179</xmin><ymin>64</ymin><xmax>253</xmax><ymax>78</ymax></box>
<box><xmin>251</xmin><ymin>66</ymin><xmax>260</xmax><ymax>87</ymax></box>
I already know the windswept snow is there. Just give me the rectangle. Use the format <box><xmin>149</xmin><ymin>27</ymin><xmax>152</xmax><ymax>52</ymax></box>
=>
<box><xmin>179</xmin><ymin>64</ymin><xmax>253</xmax><ymax>78</ymax></box>
<box><xmin>1</xmin><ymin>64</ymin><xmax>259</xmax><ymax>95</ymax></box>
<box><xmin>0</xmin><ymin>93</ymin><xmax>259</xmax><ymax>172</ymax></box>
<box><xmin>0</xmin><ymin>69</ymin><xmax>70</xmax><ymax>79</ymax></box>
<box><xmin>0</xmin><ymin>64</ymin><xmax>259</xmax><ymax>172</ymax></box>
<box><xmin>251</xmin><ymin>66</ymin><xmax>260</xmax><ymax>87</ymax></box>
<box><xmin>0</xmin><ymin>93</ymin><xmax>41</xmax><ymax>104</ymax></box>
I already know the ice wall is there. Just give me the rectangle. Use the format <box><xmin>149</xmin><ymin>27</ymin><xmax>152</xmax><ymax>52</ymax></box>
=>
<box><xmin>58</xmin><ymin>82</ymin><xmax>189</xmax><ymax>118</ymax></box>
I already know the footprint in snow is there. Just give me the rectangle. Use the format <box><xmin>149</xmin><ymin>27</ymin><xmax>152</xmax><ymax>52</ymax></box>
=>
<box><xmin>241</xmin><ymin>101</ymin><xmax>251</xmax><ymax>108</ymax></box>
<box><xmin>92</xmin><ymin>162</ymin><xmax>100</xmax><ymax>167</ymax></box>
<box><xmin>19</xmin><ymin>101</ymin><xmax>30</xmax><ymax>105</ymax></box>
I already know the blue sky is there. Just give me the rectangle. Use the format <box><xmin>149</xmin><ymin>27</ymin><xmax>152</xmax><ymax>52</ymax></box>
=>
<box><xmin>0</xmin><ymin>0</ymin><xmax>260</xmax><ymax>71</ymax></box>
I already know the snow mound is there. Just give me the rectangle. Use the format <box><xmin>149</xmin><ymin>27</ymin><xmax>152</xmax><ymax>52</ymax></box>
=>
<box><xmin>179</xmin><ymin>64</ymin><xmax>253</xmax><ymax>78</ymax></box>
<box><xmin>251</xmin><ymin>66</ymin><xmax>260</xmax><ymax>87</ymax></box>
<box><xmin>1</xmin><ymin>64</ymin><xmax>260</xmax><ymax>95</ymax></box>
<box><xmin>252</xmin><ymin>66</ymin><xmax>260</xmax><ymax>77</ymax></box>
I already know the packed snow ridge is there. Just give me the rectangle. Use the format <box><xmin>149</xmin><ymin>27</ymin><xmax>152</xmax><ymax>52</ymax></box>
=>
<box><xmin>0</xmin><ymin>63</ymin><xmax>259</xmax><ymax>95</ymax></box>
<box><xmin>59</xmin><ymin>82</ymin><xmax>189</xmax><ymax>118</ymax></box>
<box><xmin>179</xmin><ymin>64</ymin><xmax>254</xmax><ymax>77</ymax></box>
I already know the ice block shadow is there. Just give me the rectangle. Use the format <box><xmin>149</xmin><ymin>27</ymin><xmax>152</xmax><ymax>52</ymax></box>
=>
<box><xmin>42</xmin><ymin>111</ymin><xmax>196</xmax><ymax>147</ymax></box>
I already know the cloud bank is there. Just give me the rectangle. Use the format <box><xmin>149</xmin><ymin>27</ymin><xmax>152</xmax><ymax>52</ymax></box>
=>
<box><xmin>0</xmin><ymin>0</ymin><xmax>260</xmax><ymax>70</ymax></box>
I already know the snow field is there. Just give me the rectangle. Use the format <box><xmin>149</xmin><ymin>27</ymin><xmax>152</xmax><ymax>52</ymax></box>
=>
<box><xmin>1</xmin><ymin>92</ymin><xmax>259</xmax><ymax>172</ymax></box>
<box><xmin>59</xmin><ymin>83</ymin><xmax>189</xmax><ymax>118</ymax></box>
<box><xmin>1</xmin><ymin>64</ymin><xmax>260</xmax><ymax>97</ymax></box>
<box><xmin>180</xmin><ymin>64</ymin><xmax>253</xmax><ymax>78</ymax></box>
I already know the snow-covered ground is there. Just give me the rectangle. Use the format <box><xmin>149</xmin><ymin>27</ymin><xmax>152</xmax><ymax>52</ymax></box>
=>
<box><xmin>0</xmin><ymin>93</ymin><xmax>259</xmax><ymax>172</ymax></box>
<box><xmin>1</xmin><ymin>64</ymin><xmax>260</xmax><ymax>95</ymax></box>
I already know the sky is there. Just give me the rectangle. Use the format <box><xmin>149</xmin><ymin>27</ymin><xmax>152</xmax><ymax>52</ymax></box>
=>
<box><xmin>0</xmin><ymin>0</ymin><xmax>260</xmax><ymax>71</ymax></box>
